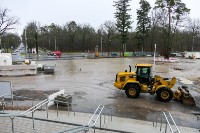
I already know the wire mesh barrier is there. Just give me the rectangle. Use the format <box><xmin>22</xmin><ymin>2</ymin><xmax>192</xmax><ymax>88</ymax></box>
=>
<box><xmin>0</xmin><ymin>95</ymin><xmax>113</xmax><ymax>133</ymax></box>
<box><xmin>0</xmin><ymin>116</ymin><xmax>77</xmax><ymax>133</ymax></box>
<box><xmin>152</xmin><ymin>112</ymin><xmax>180</xmax><ymax>133</ymax></box>
<box><xmin>0</xmin><ymin>94</ymin><xmax>76</xmax><ymax>118</ymax></box>
<box><xmin>0</xmin><ymin>94</ymin><xmax>41</xmax><ymax>113</ymax></box>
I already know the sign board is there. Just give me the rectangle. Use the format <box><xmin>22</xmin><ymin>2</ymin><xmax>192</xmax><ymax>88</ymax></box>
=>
<box><xmin>0</xmin><ymin>53</ymin><xmax>12</xmax><ymax>66</ymax></box>
<box><xmin>0</xmin><ymin>81</ymin><xmax>12</xmax><ymax>98</ymax></box>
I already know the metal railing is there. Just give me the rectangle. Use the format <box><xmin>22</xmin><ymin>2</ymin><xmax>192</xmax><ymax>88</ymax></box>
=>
<box><xmin>0</xmin><ymin>97</ymin><xmax>77</xmax><ymax>133</ymax></box>
<box><xmin>153</xmin><ymin>112</ymin><xmax>180</xmax><ymax>133</ymax></box>
<box><xmin>0</xmin><ymin>94</ymin><xmax>76</xmax><ymax>118</ymax></box>
<box><xmin>0</xmin><ymin>99</ymin><xmax>48</xmax><ymax>133</ymax></box>
<box><xmin>0</xmin><ymin>94</ymin><xmax>37</xmax><ymax>112</ymax></box>
<box><xmin>0</xmin><ymin>93</ymin><xmax>114</xmax><ymax>133</ymax></box>
<box><xmin>54</xmin><ymin>105</ymin><xmax>113</xmax><ymax>133</ymax></box>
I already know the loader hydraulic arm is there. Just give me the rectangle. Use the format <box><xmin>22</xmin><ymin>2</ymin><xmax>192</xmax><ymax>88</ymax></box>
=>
<box><xmin>153</xmin><ymin>75</ymin><xmax>176</xmax><ymax>89</ymax></box>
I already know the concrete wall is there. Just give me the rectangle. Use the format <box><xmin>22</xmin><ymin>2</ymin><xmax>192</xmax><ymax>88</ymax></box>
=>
<box><xmin>0</xmin><ymin>65</ymin><xmax>37</xmax><ymax>76</ymax></box>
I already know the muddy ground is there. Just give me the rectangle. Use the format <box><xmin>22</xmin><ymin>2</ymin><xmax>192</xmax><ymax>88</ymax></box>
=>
<box><xmin>1</xmin><ymin>57</ymin><xmax>200</xmax><ymax>129</ymax></box>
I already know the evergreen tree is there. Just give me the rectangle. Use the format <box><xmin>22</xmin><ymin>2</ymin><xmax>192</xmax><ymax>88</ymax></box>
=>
<box><xmin>136</xmin><ymin>0</ymin><xmax>151</xmax><ymax>52</ymax></box>
<box><xmin>114</xmin><ymin>0</ymin><xmax>132</xmax><ymax>57</ymax></box>
<box><xmin>65</xmin><ymin>21</ymin><xmax>78</xmax><ymax>52</ymax></box>
<box><xmin>25</xmin><ymin>21</ymin><xmax>40</xmax><ymax>55</ymax></box>
<box><xmin>154</xmin><ymin>0</ymin><xmax>190</xmax><ymax>58</ymax></box>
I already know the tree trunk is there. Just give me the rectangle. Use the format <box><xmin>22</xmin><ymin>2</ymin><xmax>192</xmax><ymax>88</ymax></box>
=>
<box><xmin>122</xmin><ymin>43</ymin><xmax>125</xmax><ymax>57</ymax></box>
<box><xmin>35</xmin><ymin>34</ymin><xmax>39</xmax><ymax>61</ymax></box>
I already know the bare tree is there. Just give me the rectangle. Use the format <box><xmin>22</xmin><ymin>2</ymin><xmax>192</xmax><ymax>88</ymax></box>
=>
<box><xmin>100</xmin><ymin>21</ymin><xmax>116</xmax><ymax>56</ymax></box>
<box><xmin>100</xmin><ymin>21</ymin><xmax>116</xmax><ymax>41</ymax></box>
<box><xmin>149</xmin><ymin>9</ymin><xmax>162</xmax><ymax>51</ymax></box>
<box><xmin>0</xmin><ymin>8</ymin><xmax>19</xmax><ymax>36</ymax></box>
<box><xmin>187</xmin><ymin>18</ymin><xmax>200</xmax><ymax>51</ymax></box>
<box><xmin>154</xmin><ymin>0</ymin><xmax>190</xmax><ymax>58</ymax></box>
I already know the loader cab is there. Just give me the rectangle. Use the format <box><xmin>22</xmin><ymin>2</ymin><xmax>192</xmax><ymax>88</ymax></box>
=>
<box><xmin>135</xmin><ymin>64</ymin><xmax>152</xmax><ymax>85</ymax></box>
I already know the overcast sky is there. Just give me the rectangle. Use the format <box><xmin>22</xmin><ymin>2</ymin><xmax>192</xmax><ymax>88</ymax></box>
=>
<box><xmin>1</xmin><ymin>0</ymin><xmax>199</xmax><ymax>35</ymax></box>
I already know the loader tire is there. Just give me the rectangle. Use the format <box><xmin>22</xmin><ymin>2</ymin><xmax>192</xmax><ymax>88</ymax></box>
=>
<box><xmin>125</xmin><ymin>84</ymin><xmax>140</xmax><ymax>98</ymax></box>
<box><xmin>156</xmin><ymin>87</ymin><xmax>173</xmax><ymax>102</ymax></box>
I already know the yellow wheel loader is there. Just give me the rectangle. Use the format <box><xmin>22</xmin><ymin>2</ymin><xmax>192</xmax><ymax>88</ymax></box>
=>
<box><xmin>114</xmin><ymin>64</ymin><xmax>195</xmax><ymax>104</ymax></box>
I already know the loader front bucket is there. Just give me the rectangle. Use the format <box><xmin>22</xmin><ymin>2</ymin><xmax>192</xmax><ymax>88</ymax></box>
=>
<box><xmin>173</xmin><ymin>86</ymin><xmax>196</xmax><ymax>106</ymax></box>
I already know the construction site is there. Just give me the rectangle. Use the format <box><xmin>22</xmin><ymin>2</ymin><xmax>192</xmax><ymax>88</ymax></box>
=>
<box><xmin>0</xmin><ymin>57</ymin><xmax>200</xmax><ymax>133</ymax></box>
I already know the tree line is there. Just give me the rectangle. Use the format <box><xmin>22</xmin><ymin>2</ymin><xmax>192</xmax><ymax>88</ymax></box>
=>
<box><xmin>1</xmin><ymin>0</ymin><xmax>200</xmax><ymax>58</ymax></box>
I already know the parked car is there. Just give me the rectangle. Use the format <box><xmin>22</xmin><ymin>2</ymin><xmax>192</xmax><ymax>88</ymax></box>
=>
<box><xmin>53</xmin><ymin>51</ymin><xmax>62</xmax><ymax>56</ymax></box>
<box><xmin>47</xmin><ymin>51</ymin><xmax>54</xmax><ymax>56</ymax></box>
<box><xmin>111</xmin><ymin>52</ymin><xmax>117</xmax><ymax>57</ymax></box>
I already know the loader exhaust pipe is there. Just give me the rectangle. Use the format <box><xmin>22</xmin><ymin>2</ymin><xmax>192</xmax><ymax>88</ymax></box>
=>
<box><xmin>129</xmin><ymin>65</ymin><xmax>131</xmax><ymax>72</ymax></box>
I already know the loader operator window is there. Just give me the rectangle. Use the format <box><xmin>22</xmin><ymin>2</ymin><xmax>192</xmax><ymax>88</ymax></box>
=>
<box><xmin>137</xmin><ymin>67</ymin><xmax>151</xmax><ymax>84</ymax></box>
<box><xmin>138</xmin><ymin>68</ymin><xmax>149</xmax><ymax>77</ymax></box>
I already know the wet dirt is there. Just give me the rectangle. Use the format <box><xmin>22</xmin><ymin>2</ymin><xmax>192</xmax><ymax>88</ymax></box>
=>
<box><xmin>13</xmin><ymin>90</ymin><xmax>58</xmax><ymax>100</ymax></box>
<box><xmin>1</xmin><ymin>57</ymin><xmax>200</xmax><ymax>128</ymax></box>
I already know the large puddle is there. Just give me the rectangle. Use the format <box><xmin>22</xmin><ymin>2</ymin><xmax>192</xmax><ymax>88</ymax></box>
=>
<box><xmin>1</xmin><ymin>57</ymin><xmax>200</xmax><ymax>128</ymax></box>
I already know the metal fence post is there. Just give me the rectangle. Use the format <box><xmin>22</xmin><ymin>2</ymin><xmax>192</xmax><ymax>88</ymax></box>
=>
<box><xmin>68</xmin><ymin>104</ymin><xmax>69</xmax><ymax>116</ymax></box>
<box><xmin>153</xmin><ymin>115</ymin><xmax>154</xmax><ymax>127</ymax></box>
<box><xmin>100</xmin><ymin>114</ymin><xmax>102</xmax><ymax>128</ymax></box>
<box><xmin>111</xmin><ymin>110</ymin><xmax>112</xmax><ymax>121</ymax></box>
<box><xmin>10</xmin><ymin>116</ymin><xmax>15</xmax><ymax>133</ymax></box>
<box><xmin>2</xmin><ymin>102</ymin><xmax>5</xmax><ymax>113</ymax></box>
<box><xmin>156</xmin><ymin>115</ymin><xmax>158</xmax><ymax>128</ymax></box>
<box><xmin>12</xmin><ymin>93</ymin><xmax>14</xmax><ymax>109</ymax></box>
<box><xmin>56</xmin><ymin>102</ymin><xmax>59</xmax><ymax>117</ymax></box>
<box><xmin>17</xmin><ymin>99</ymin><xmax>19</xmax><ymax>111</ymax></box>
<box><xmin>165</xmin><ymin>122</ymin><xmax>167</xmax><ymax>133</ymax></box>
<box><xmin>46</xmin><ymin>103</ymin><xmax>48</xmax><ymax>119</ymax></box>
<box><xmin>73</xmin><ymin>104</ymin><xmax>76</xmax><ymax>116</ymax></box>
<box><xmin>160</xmin><ymin>114</ymin><xmax>163</xmax><ymax>131</ymax></box>
<box><xmin>2</xmin><ymin>96</ymin><xmax>4</xmax><ymax>113</ymax></box>
<box><xmin>32</xmin><ymin>111</ymin><xmax>35</xmax><ymax>130</ymax></box>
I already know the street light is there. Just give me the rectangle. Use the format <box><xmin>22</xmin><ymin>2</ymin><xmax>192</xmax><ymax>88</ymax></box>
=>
<box><xmin>101</xmin><ymin>37</ymin><xmax>102</xmax><ymax>53</ymax></box>
<box><xmin>25</xmin><ymin>28</ymin><xmax>28</xmax><ymax>58</ymax></box>
<box><xmin>55</xmin><ymin>37</ymin><xmax>56</xmax><ymax>51</ymax></box>
<box><xmin>0</xmin><ymin>36</ymin><xmax>1</xmax><ymax>51</ymax></box>
<box><xmin>0</xmin><ymin>27</ymin><xmax>1</xmax><ymax>50</ymax></box>
<box><xmin>108</xmin><ymin>39</ymin><xmax>111</xmax><ymax>57</ymax></box>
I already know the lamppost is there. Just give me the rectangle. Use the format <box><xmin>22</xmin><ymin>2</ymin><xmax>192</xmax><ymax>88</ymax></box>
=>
<box><xmin>0</xmin><ymin>27</ymin><xmax>1</xmax><ymax>50</ymax></box>
<box><xmin>101</xmin><ymin>37</ymin><xmax>102</xmax><ymax>52</ymax></box>
<box><xmin>0</xmin><ymin>36</ymin><xmax>1</xmax><ymax>51</ymax></box>
<box><xmin>25</xmin><ymin>28</ymin><xmax>28</xmax><ymax>58</ymax></box>
<box><xmin>108</xmin><ymin>39</ymin><xmax>111</xmax><ymax>57</ymax></box>
<box><xmin>55</xmin><ymin>37</ymin><xmax>57</xmax><ymax>51</ymax></box>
